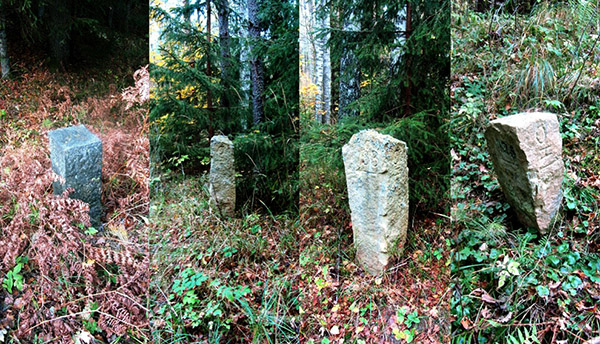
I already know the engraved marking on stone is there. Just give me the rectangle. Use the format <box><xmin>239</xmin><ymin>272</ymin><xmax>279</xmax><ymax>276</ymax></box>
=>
<box><xmin>536</xmin><ymin>122</ymin><xmax>547</xmax><ymax>145</ymax></box>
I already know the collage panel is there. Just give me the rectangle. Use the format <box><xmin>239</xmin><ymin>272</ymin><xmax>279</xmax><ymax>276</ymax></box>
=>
<box><xmin>299</xmin><ymin>0</ymin><xmax>451</xmax><ymax>342</ymax></box>
<box><xmin>1</xmin><ymin>0</ymin><xmax>597</xmax><ymax>342</ymax></box>
<box><xmin>451</xmin><ymin>0</ymin><xmax>600</xmax><ymax>342</ymax></box>
<box><xmin>0</xmin><ymin>0</ymin><xmax>150</xmax><ymax>342</ymax></box>
<box><xmin>149</xmin><ymin>0</ymin><xmax>300</xmax><ymax>342</ymax></box>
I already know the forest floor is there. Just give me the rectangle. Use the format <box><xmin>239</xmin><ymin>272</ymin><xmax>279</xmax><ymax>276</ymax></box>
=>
<box><xmin>148</xmin><ymin>149</ymin><xmax>451</xmax><ymax>344</ymax></box>
<box><xmin>451</xmin><ymin>3</ymin><xmax>600</xmax><ymax>343</ymax></box>
<box><xmin>148</xmin><ymin>173</ymin><xmax>300</xmax><ymax>343</ymax></box>
<box><xmin>0</xmin><ymin>39</ymin><xmax>149</xmax><ymax>343</ymax></box>
<box><xmin>298</xmin><ymin>126</ymin><xmax>451</xmax><ymax>344</ymax></box>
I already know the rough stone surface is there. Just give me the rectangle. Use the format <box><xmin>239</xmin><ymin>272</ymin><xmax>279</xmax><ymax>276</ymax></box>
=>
<box><xmin>342</xmin><ymin>129</ymin><xmax>409</xmax><ymax>275</ymax></box>
<box><xmin>209</xmin><ymin>135</ymin><xmax>236</xmax><ymax>217</ymax></box>
<box><xmin>49</xmin><ymin>125</ymin><xmax>103</xmax><ymax>227</ymax></box>
<box><xmin>485</xmin><ymin>112</ymin><xmax>564</xmax><ymax>232</ymax></box>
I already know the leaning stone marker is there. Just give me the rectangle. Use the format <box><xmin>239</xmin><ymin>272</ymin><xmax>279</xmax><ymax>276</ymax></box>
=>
<box><xmin>485</xmin><ymin>112</ymin><xmax>564</xmax><ymax>233</ymax></box>
<box><xmin>49</xmin><ymin>125</ymin><xmax>103</xmax><ymax>227</ymax></box>
<box><xmin>209</xmin><ymin>135</ymin><xmax>236</xmax><ymax>217</ymax></box>
<box><xmin>342</xmin><ymin>129</ymin><xmax>409</xmax><ymax>275</ymax></box>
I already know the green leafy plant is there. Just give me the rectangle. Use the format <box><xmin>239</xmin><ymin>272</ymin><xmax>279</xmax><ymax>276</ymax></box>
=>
<box><xmin>2</xmin><ymin>256</ymin><xmax>27</xmax><ymax>293</ymax></box>
<box><xmin>507</xmin><ymin>326</ymin><xmax>540</xmax><ymax>344</ymax></box>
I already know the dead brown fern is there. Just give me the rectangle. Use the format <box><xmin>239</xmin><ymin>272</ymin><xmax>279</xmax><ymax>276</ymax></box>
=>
<box><xmin>0</xmin><ymin>65</ymin><xmax>150</xmax><ymax>341</ymax></box>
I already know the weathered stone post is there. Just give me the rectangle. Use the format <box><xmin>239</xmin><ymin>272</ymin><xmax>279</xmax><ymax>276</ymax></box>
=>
<box><xmin>342</xmin><ymin>129</ymin><xmax>409</xmax><ymax>275</ymax></box>
<box><xmin>485</xmin><ymin>112</ymin><xmax>564</xmax><ymax>233</ymax></box>
<box><xmin>209</xmin><ymin>135</ymin><xmax>236</xmax><ymax>217</ymax></box>
<box><xmin>49</xmin><ymin>125</ymin><xmax>103</xmax><ymax>227</ymax></box>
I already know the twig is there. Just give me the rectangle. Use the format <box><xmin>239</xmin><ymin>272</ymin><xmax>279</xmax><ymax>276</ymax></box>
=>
<box><xmin>62</xmin><ymin>290</ymin><xmax>149</xmax><ymax>312</ymax></box>
<box><xmin>26</xmin><ymin>310</ymin><xmax>145</xmax><ymax>335</ymax></box>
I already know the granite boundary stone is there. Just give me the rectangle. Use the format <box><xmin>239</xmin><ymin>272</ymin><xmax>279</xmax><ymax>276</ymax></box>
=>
<box><xmin>342</xmin><ymin>129</ymin><xmax>409</xmax><ymax>275</ymax></box>
<box><xmin>49</xmin><ymin>125</ymin><xmax>103</xmax><ymax>227</ymax></box>
<box><xmin>485</xmin><ymin>112</ymin><xmax>564</xmax><ymax>232</ymax></box>
<box><xmin>209</xmin><ymin>135</ymin><xmax>236</xmax><ymax>217</ymax></box>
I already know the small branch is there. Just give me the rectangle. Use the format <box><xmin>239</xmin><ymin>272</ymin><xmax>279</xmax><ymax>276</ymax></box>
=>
<box><xmin>26</xmin><ymin>310</ymin><xmax>145</xmax><ymax>335</ymax></box>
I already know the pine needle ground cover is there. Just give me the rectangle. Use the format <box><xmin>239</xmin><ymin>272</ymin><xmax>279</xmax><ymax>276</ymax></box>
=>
<box><xmin>299</xmin><ymin>123</ymin><xmax>451</xmax><ymax>344</ymax></box>
<box><xmin>0</xmin><ymin>43</ymin><xmax>149</xmax><ymax>342</ymax></box>
<box><xmin>451</xmin><ymin>1</ymin><xmax>600</xmax><ymax>342</ymax></box>
<box><xmin>149</xmin><ymin>174</ymin><xmax>300</xmax><ymax>343</ymax></box>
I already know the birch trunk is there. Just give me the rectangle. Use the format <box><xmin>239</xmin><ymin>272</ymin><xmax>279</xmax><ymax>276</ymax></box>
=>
<box><xmin>313</xmin><ymin>0</ymin><xmax>331</xmax><ymax>124</ymax></box>
<box><xmin>390</xmin><ymin>5</ymin><xmax>407</xmax><ymax>66</ymax></box>
<box><xmin>338</xmin><ymin>4</ymin><xmax>360</xmax><ymax>120</ymax></box>
<box><xmin>300</xmin><ymin>0</ymin><xmax>315</xmax><ymax>89</ymax></box>
<box><xmin>217</xmin><ymin>0</ymin><xmax>231</xmax><ymax>108</ymax></box>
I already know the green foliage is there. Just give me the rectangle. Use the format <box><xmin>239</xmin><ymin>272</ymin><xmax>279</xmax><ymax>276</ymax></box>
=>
<box><xmin>234</xmin><ymin>127</ymin><xmax>299</xmax><ymax>213</ymax></box>
<box><xmin>150</xmin><ymin>174</ymin><xmax>300</xmax><ymax>343</ymax></box>
<box><xmin>381</xmin><ymin>111</ymin><xmax>450</xmax><ymax>211</ymax></box>
<box><xmin>327</xmin><ymin>0</ymin><xmax>450</xmax><ymax>121</ymax></box>
<box><xmin>452</xmin><ymin>213</ymin><xmax>600</xmax><ymax>340</ymax></box>
<box><xmin>452</xmin><ymin>0</ymin><xmax>600</xmax><ymax>112</ymax></box>
<box><xmin>301</xmin><ymin>112</ymin><xmax>449</xmax><ymax>213</ymax></box>
<box><xmin>507</xmin><ymin>326</ymin><xmax>540</xmax><ymax>344</ymax></box>
<box><xmin>2</xmin><ymin>256</ymin><xmax>27</xmax><ymax>293</ymax></box>
<box><xmin>159</xmin><ymin>266</ymin><xmax>298</xmax><ymax>342</ymax></box>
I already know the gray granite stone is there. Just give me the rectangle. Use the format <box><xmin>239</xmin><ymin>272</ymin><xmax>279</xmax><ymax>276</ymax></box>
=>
<box><xmin>49</xmin><ymin>125</ymin><xmax>103</xmax><ymax>227</ymax></box>
<box><xmin>209</xmin><ymin>135</ymin><xmax>236</xmax><ymax>217</ymax></box>
<box><xmin>342</xmin><ymin>129</ymin><xmax>409</xmax><ymax>275</ymax></box>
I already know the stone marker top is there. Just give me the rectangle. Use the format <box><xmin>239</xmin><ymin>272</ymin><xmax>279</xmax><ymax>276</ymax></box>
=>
<box><xmin>342</xmin><ymin>129</ymin><xmax>407</xmax><ymax>174</ymax></box>
<box><xmin>487</xmin><ymin>112</ymin><xmax>562</xmax><ymax>166</ymax></box>
<box><xmin>490</xmin><ymin>112</ymin><xmax>558</xmax><ymax>129</ymax></box>
<box><xmin>49</xmin><ymin>125</ymin><xmax>102</xmax><ymax>179</ymax></box>
<box><xmin>48</xmin><ymin>125</ymin><xmax>101</xmax><ymax>149</ymax></box>
<box><xmin>211</xmin><ymin>135</ymin><xmax>233</xmax><ymax>147</ymax></box>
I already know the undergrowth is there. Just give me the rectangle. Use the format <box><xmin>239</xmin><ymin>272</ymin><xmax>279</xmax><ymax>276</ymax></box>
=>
<box><xmin>0</xmin><ymin>40</ymin><xmax>149</xmax><ymax>342</ymax></box>
<box><xmin>149</xmin><ymin>173</ymin><xmax>300</xmax><ymax>343</ymax></box>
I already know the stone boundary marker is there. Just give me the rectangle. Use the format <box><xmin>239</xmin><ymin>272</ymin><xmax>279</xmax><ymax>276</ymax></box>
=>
<box><xmin>49</xmin><ymin>125</ymin><xmax>103</xmax><ymax>227</ymax></box>
<box><xmin>342</xmin><ymin>129</ymin><xmax>409</xmax><ymax>275</ymax></box>
<box><xmin>209</xmin><ymin>135</ymin><xmax>236</xmax><ymax>217</ymax></box>
<box><xmin>485</xmin><ymin>112</ymin><xmax>564</xmax><ymax>233</ymax></box>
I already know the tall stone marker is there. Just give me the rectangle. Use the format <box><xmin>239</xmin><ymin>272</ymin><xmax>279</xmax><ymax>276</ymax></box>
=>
<box><xmin>485</xmin><ymin>112</ymin><xmax>564</xmax><ymax>233</ymax></box>
<box><xmin>342</xmin><ymin>129</ymin><xmax>409</xmax><ymax>275</ymax></box>
<box><xmin>49</xmin><ymin>125</ymin><xmax>103</xmax><ymax>227</ymax></box>
<box><xmin>209</xmin><ymin>135</ymin><xmax>236</xmax><ymax>217</ymax></box>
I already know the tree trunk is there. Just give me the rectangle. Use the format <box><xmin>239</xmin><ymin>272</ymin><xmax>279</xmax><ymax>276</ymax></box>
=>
<box><xmin>207</xmin><ymin>0</ymin><xmax>215</xmax><ymax>139</ymax></box>
<box><xmin>338</xmin><ymin>3</ymin><xmax>360</xmax><ymax>120</ymax></box>
<box><xmin>183</xmin><ymin>0</ymin><xmax>191</xmax><ymax>26</ymax></box>
<box><xmin>313</xmin><ymin>0</ymin><xmax>331</xmax><ymax>124</ymax></box>
<box><xmin>236</xmin><ymin>0</ymin><xmax>250</xmax><ymax>106</ymax></box>
<box><xmin>0</xmin><ymin>8</ymin><xmax>9</xmax><ymax>79</ymax></box>
<box><xmin>217</xmin><ymin>0</ymin><xmax>231</xmax><ymax>109</ymax></box>
<box><xmin>248</xmin><ymin>0</ymin><xmax>264</xmax><ymax>125</ymax></box>
<box><xmin>300</xmin><ymin>0</ymin><xmax>315</xmax><ymax>93</ymax></box>
<box><xmin>390</xmin><ymin>5</ymin><xmax>407</xmax><ymax>66</ymax></box>
<box><xmin>48</xmin><ymin>0</ymin><xmax>71</xmax><ymax>67</ymax></box>
<box><xmin>403</xmin><ymin>2</ymin><xmax>413</xmax><ymax>116</ymax></box>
